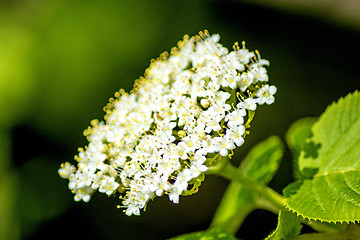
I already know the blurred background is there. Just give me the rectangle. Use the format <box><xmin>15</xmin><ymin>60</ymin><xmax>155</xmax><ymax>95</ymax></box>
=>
<box><xmin>0</xmin><ymin>0</ymin><xmax>359</xmax><ymax>239</ymax></box>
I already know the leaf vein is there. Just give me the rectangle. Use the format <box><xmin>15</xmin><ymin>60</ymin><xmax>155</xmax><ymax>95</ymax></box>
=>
<box><xmin>344</xmin><ymin>182</ymin><xmax>360</xmax><ymax>197</ymax></box>
<box><xmin>314</xmin><ymin>94</ymin><xmax>360</xmax><ymax>171</ymax></box>
<box><xmin>315</xmin><ymin>169</ymin><xmax>360</xmax><ymax>177</ymax></box>
<box><xmin>325</xmin><ymin>173</ymin><xmax>360</xmax><ymax>207</ymax></box>
<box><xmin>320</xmin><ymin>128</ymin><xmax>360</xmax><ymax>172</ymax></box>
<box><xmin>343</xmin><ymin>173</ymin><xmax>360</xmax><ymax>201</ymax></box>
<box><xmin>312</xmin><ymin>179</ymin><xmax>326</xmax><ymax>214</ymax></box>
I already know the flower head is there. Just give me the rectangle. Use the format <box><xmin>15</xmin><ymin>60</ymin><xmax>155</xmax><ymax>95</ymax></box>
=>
<box><xmin>58</xmin><ymin>30</ymin><xmax>276</xmax><ymax>216</ymax></box>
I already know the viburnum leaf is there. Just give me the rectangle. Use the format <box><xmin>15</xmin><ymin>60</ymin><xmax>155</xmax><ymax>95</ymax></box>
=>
<box><xmin>265</xmin><ymin>210</ymin><xmax>302</xmax><ymax>240</ymax></box>
<box><xmin>284</xmin><ymin>91</ymin><xmax>360</xmax><ymax>223</ymax></box>
<box><xmin>285</xmin><ymin>117</ymin><xmax>317</xmax><ymax>180</ymax></box>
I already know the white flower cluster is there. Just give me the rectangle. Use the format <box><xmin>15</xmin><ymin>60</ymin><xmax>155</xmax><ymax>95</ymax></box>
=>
<box><xmin>58</xmin><ymin>31</ymin><xmax>276</xmax><ymax>216</ymax></box>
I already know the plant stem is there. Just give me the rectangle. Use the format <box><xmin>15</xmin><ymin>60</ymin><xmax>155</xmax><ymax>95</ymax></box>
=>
<box><xmin>218</xmin><ymin>163</ymin><xmax>285</xmax><ymax>213</ymax></box>
<box><xmin>213</xmin><ymin>162</ymin><xmax>343</xmax><ymax>234</ymax></box>
<box><xmin>206</xmin><ymin>154</ymin><xmax>228</xmax><ymax>175</ymax></box>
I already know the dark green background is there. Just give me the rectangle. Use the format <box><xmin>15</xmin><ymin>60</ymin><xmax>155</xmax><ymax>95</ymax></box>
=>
<box><xmin>0</xmin><ymin>0</ymin><xmax>359</xmax><ymax>239</ymax></box>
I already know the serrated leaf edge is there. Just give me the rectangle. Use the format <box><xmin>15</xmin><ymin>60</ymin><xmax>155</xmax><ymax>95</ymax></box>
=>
<box><xmin>317</xmin><ymin>90</ymin><xmax>358</xmax><ymax>125</ymax></box>
<box><xmin>288</xmin><ymin>91</ymin><xmax>360</xmax><ymax>224</ymax></box>
<box><xmin>284</xmin><ymin>203</ymin><xmax>360</xmax><ymax>224</ymax></box>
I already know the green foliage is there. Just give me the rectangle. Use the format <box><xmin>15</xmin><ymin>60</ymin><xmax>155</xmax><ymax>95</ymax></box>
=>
<box><xmin>1</xmin><ymin>0</ymin><xmax>359</xmax><ymax>239</ymax></box>
<box><xmin>284</xmin><ymin>91</ymin><xmax>360</xmax><ymax>223</ymax></box>
<box><xmin>210</xmin><ymin>91</ymin><xmax>359</xmax><ymax>238</ymax></box>
<box><xmin>298</xmin><ymin>91</ymin><xmax>360</xmax><ymax>173</ymax></box>
<box><xmin>239</xmin><ymin>136</ymin><xmax>284</xmax><ymax>183</ymax></box>
<box><xmin>284</xmin><ymin>171</ymin><xmax>360</xmax><ymax>223</ymax></box>
<box><xmin>169</xmin><ymin>229</ymin><xmax>240</xmax><ymax>240</ymax></box>
<box><xmin>265</xmin><ymin>210</ymin><xmax>302</xmax><ymax>240</ymax></box>
<box><xmin>285</xmin><ymin>117</ymin><xmax>317</xmax><ymax>179</ymax></box>
<box><xmin>210</xmin><ymin>136</ymin><xmax>284</xmax><ymax>233</ymax></box>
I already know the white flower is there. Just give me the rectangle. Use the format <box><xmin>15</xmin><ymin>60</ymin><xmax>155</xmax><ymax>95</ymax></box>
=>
<box><xmin>189</xmin><ymin>162</ymin><xmax>208</xmax><ymax>179</ymax></box>
<box><xmin>227</xmin><ymin>74</ymin><xmax>241</xmax><ymax>89</ymax></box>
<box><xmin>237</xmin><ymin>98</ymin><xmax>257</xmax><ymax>111</ymax></box>
<box><xmin>238</xmin><ymin>72</ymin><xmax>254</xmax><ymax>92</ymax></box>
<box><xmin>211</xmin><ymin>136</ymin><xmax>236</xmax><ymax>157</ymax></box>
<box><xmin>175</xmin><ymin>142</ymin><xmax>190</xmax><ymax>160</ymax></box>
<box><xmin>74</xmin><ymin>167</ymin><xmax>95</xmax><ymax>188</ymax></box>
<box><xmin>59</xmin><ymin>30</ymin><xmax>276</xmax><ymax>216</ymax></box>
<box><xmin>73</xmin><ymin>187</ymin><xmax>93</xmax><ymax>202</ymax></box>
<box><xmin>58</xmin><ymin>162</ymin><xmax>75</xmax><ymax>179</ymax></box>
<box><xmin>256</xmin><ymin>85</ymin><xmax>277</xmax><ymax>105</ymax></box>
<box><xmin>125</xmin><ymin>205</ymin><xmax>141</xmax><ymax>216</ymax></box>
<box><xmin>235</xmin><ymin>48</ymin><xmax>255</xmax><ymax>65</ymax></box>
<box><xmin>168</xmin><ymin>187</ymin><xmax>182</xmax><ymax>204</ymax></box>
<box><xmin>250</xmin><ymin>66</ymin><xmax>269</xmax><ymax>83</ymax></box>
<box><xmin>91</xmin><ymin>171</ymin><xmax>104</xmax><ymax>189</ymax></box>
<box><xmin>99</xmin><ymin>176</ymin><xmax>120</xmax><ymax>196</ymax></box>
<box><xmin>223</xmin><ymin>52</ymin><xmax>245</xmax><ymax>71</ymax></box>
<box><xmin>226</xmin><ymin>125</ymin><xmax>246</xmax><ymax>147</ymax></box>
<box><xmin>148</xmin><ymin>174</ymin><xmax>170</xmax><ymax>197</ymax></box>
<box><xmin>225</xmin><ymin>108</ymin><xmax>246</xmax><ymax>127</ymax></box>
<box><xmin>207</xmin><ymin>102</ymin><xmax>231</xmax><ymax>123</ymax></box>
<box><xmin>204</xmin><ymin>115</ymin><xmax>222</xmax><ymax>133</ymax></box>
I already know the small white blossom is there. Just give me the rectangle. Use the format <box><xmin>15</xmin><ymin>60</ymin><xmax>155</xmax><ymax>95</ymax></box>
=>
<box><xmin>237</xmin><ymin>98</ymin><xmax>257</xmax><ymax>111</ymax></box>
<box><xmin>73</xmin><ymin>187</ymin><xmax>93</xmax><ymax>202</ymax></box>
<box><xmin>211</xmin><ymin>136</ymin><xmax>236</xmax><ymax>157</ymax></box>
<box><xmin>148</xmin><ymin>175</ymin><xmax>170</xmax><ymax>197</ymax></box>
<box><xmin>225</xmin><ymin>109</ymin><xmax>246</xmax><ymax>127</ymax></box>
<box><xmin>236</xmin><ymin>48</ymin><xmax>255</xmax><ymax>65</ymax></box>
<box><xmin>125</xmin><ymin>205</ymin><xmax>141</xmax><ymax>216</ymax></box>
<box><xmin>238</xmin><ymin>72</ymin><xmax>254</xmax><ymax>92</ymax></box>
<box><xmin>189</xmin><ymin>162</ymin><xmax>208</xmax><ymax>179</ymax></box>
<box><xmin>226</xmin><ymin>125</ymin><xmax>246</xmax><ymax>147</ymax></box>
<box><xmin>99</xmin><ymin>176</ymin><xmax>120</xmax><ymax>196</ymax></box>
<box><xmin>58</xmin><ymin>162</ymin><xmax>75</xmax><ymax>179</ymax></box>
<box><xmin>256</xmin><ymin>85</ymin><xmax>277</xmax><ymax>105</ymax></box>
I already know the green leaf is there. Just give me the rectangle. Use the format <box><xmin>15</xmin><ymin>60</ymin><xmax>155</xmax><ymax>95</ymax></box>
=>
<box><xmin>284</xmin><ymin>91</ymin><xmax>360</xmax><ymax>223</ymax></box>
<box><xmin>265</xmin><ymin>210</ymin><xmax>302</xmax><ymax>240</ymax></box>
<box><xmin>210</xmin><ymin>136</ymin><xmax>284</xmax><ymax>233</ymax></box>
<box><xmin>284</xmin><ymin>170</ymin><xmax>360</xmax><ymax>223</ymax></box>
<box><xmin>239</xmin><ymin>136</ymin><xmax>284</xmax><ymax>183</ymax></box>
<box><xmin>169</xmin><ymin>229</ymin><xmax>239</xmax><ymax>240</ymax></box>
<box><xmin>299</xmin><ymin>91</ymin><xmax>360</xmax><ymax>173</ymax></box>
<box><xmin>285</xmin><ymin>117</ymin><xmax>317</xmax><ymax>179</ymax></box>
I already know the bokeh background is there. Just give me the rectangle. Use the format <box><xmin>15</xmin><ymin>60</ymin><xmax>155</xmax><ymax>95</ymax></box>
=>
<box><xmin>1</xmin><ymin>0</ymin><xmax>359</xmax><ymax>239</ymax></box>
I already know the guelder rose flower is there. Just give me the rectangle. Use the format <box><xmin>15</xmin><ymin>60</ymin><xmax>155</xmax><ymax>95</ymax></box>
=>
<box><xmin>58</xmin><ymin>30</ymin><xmax>277</xmax><ymax>216</ymax></box>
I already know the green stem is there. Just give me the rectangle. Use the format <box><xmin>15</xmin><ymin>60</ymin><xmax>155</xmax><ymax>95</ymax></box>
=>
<box><xmin>206</xmin><ymin>154</ymin><xmax>228</xmax><ymax>175</ymax></box>
<box><xmin>210</xmin><ymin>202</ymin><xmax>257</xmax><ymax>235</ymax></box>
<box><xmin>211</xmin><ymin>162</ymin><xmax>343</xmax><ymax>234</ymax></box>
<box><xmin>218</xmin><ymin>163</ymin><xmax>285</xmax><ymax>213</ymax></box>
